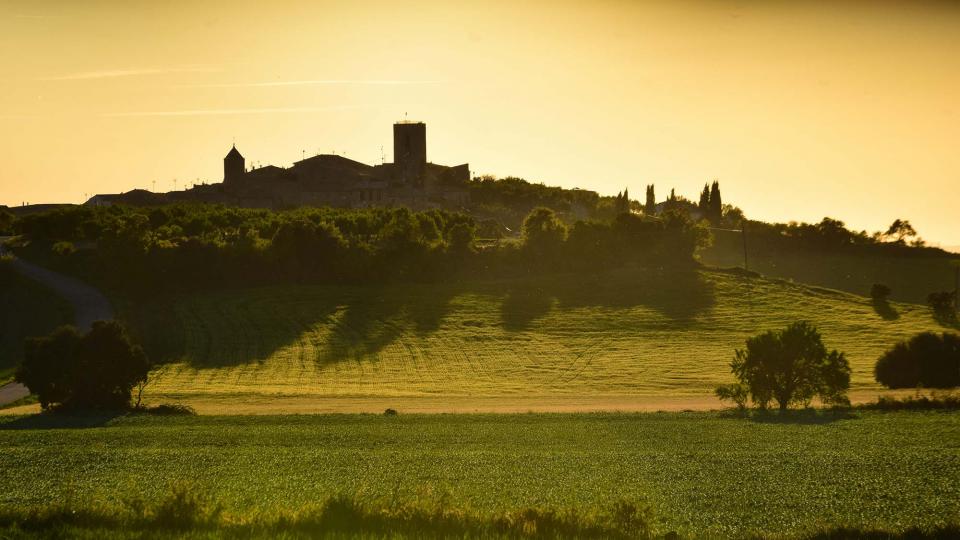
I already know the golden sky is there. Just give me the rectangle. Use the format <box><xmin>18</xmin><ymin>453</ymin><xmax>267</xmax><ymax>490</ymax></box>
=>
<box><xmin>1</xmin><ymin>0</ymin><xmax>958</xmax><ymax>244</ymax></box>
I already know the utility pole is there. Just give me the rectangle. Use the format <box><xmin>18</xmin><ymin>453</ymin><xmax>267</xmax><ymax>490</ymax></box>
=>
<box><xmin>955</xmin><ymin>265</ymin><xmax>959</xmax><ymax>318</ymax></box>
<box><xmin>741</xmin><ymin>219</ymin><xmax>749</xmax><ymax>272</ymax></box>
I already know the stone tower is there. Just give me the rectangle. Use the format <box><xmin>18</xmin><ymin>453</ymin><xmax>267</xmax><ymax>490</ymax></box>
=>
<box><xmin>223</xmin><ymin>145</ymin><xmax>245</xmax><ymax>184</ymax></box>
<box><xmin>393</xmin><ymin>122</ymin><xmax>426</xmax><ymax>182</ymax></box>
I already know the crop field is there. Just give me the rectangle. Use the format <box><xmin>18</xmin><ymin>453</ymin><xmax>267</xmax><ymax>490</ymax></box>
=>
<box><xmin>0</xmin><ymin>411</ymin><xmax>957</xmax><ymax>537</ymax></box>
<box><xmin>96</xmin><ymin>268</ymin><xmax>944</xmax><ymax>414</ymax></box>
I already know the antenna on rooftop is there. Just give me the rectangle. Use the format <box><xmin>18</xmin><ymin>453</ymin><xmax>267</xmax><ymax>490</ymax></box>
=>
<box><xmin>380</xmin><ymin>145</ymin><xmax>385</xmax><ymax>164</ymax></box>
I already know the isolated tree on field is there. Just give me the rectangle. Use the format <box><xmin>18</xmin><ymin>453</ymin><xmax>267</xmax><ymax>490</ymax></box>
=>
<box><xmin>870</xmin><ymin>283</ymin><xmax>892</xmax><ymax>302</ymax></box>
<box><xmin>644</xmin><ymin>185</ymin><xmax>656</xmax><ymax>215</ymax></box>
<box><xmin>16</xmin><ymin>321</ymin><xmax>151</xmax><ymax>410</ymax></box>
<box><xmin>716</xmin><ymin>321</ymin><xmax>851</xmax><ymax>410</ymax></box>
<box><xmin>884</xmin><ymin>219</ymin><xmax>917</xmax><ymax>244</ymax></box>
<box><xmin>521</xmin><ymin>207</ymin><xmax>567</xmax><ymax>261</ymax></box>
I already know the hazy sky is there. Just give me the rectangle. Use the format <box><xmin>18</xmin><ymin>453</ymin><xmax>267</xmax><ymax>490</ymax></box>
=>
<box><xmin>1</xmin><ymin>0</ymin><xmax>958</xmax><ymax>244</ymax></box>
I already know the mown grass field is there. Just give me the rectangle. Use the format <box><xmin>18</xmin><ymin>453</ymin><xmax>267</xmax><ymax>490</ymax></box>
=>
<box><xmin>104</xmin><ymin>268</ymin><xmax>946</xmax><ymax>413</ymax></box>
<box><xmin>0</xmin><ymin>263</ymin><xmax>72</xmax><ymax>383</ymax></box>
<box><xmin>0</xmin><ymin>411</ymin><xmax>957</xmax><ymax>537</ymax></box>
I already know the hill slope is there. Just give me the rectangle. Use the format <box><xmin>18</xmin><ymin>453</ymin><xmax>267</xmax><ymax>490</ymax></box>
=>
<box><xmin>702</xmin><ymin>234</ymin><xmax>960</xmax><ymax>304</ymax></box>
<box><xmin>123</xmin><ymin>268</ymin><xmax>945</xmax><ymax>413</ymax></box>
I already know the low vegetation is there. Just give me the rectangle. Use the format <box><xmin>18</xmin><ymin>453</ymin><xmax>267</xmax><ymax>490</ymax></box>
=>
<box><xmin>0</xmin><ymin>412</ymin><xmax>957</xmax><ymax>538</ymax></box>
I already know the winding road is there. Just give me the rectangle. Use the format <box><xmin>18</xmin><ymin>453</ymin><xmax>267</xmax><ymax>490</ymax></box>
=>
<box><xmin>0</xmin><ymin>241</ymin><xmax>113</xmax><ymax>406</ymax></box>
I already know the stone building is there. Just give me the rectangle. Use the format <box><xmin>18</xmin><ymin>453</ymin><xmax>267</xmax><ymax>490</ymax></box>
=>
<box><xmin>87</xmin><ymin>121</ymin><xmax>471</xmax><ymax>210</ymax></box>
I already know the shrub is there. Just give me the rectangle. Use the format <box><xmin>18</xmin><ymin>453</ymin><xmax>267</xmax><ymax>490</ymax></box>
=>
<box><xmin>719</xmin><ymin>321</ymin><xmax>851</xmax><ymax>410</ymax></box>
<box><xmin>870</xmin><ymin>283</ymin><xmax>891</xmax><ymax>301</ymax></box>
<box><xmin>874</xmin><ymin>332</ymin><xmax>960</xmax><ymax>389</ymax></box>
<box><xmin>16</xmin><ymin>321</ymin><xmax>151</xmax><ymax>410</ymax></box>
<box><xmin>927</xmin><ymin>291</ymin><xmax>957</xmax><ymax>322</ymax></box>
<box><xmin>51</xmin><ymin>241</ymin><xmax>76</xmax><ymax>256</ymax></box>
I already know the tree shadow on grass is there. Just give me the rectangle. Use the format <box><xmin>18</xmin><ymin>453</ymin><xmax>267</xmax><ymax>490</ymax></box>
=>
<box><xmin>552</xmin><ymin>267</ymin><xmax>715</xmax><ymax>323</ymax></box>
<box><xmin>871</xmin><ymin>299</ymin><xmax>900</xmax><ymax>321</ymax></box>
<box><xmin>0</xmin><ymin>410</ymin><xmax>125</xmax><ymax>430</ymax></box>
<box><xmin>315</xmin><ymin>284</ymin><xmax>459</xmax><ymax>365</ymax></box>
<box><xmin>500</xmin><ymin>283</ymin><xmax>555</xmax><ymax>331</ymax></box>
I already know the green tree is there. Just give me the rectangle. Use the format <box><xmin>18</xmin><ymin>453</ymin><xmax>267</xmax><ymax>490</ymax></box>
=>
<box><xmin>17</xmin><ymin>321</ymin><xmax>151</xmax><ymax>410</ymax></box>
<box><xmin>446</xmin><ymin>222</ymin><xmax>476</xmax><ymax>254</ymax></box>
<box><xmin>884</xmin><ymin>219</ymin><xmax>917</xmax><ymax>244</ymax></box>
<box><xmin>874</xmin><ymin>332</ymin><xmax>960</xmax><ymax>389</ymax></box>
<box><xmin>521</xmin><ymin>207</ymin><xmax>568</xmax><ymax>262</ymax></box>
<box><xmin>718</xmin><ymin>321</ymin><xmax>851</xmax><ymax>410</ymax></box>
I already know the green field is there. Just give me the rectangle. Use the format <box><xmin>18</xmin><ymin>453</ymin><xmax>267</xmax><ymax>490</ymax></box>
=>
<box><xmin>0</xmin><ymin>411</ymin><xmax>957</xmax><ymax>537</ymax></box>
<box><xmin>106</xmin><ymin>268</ymin><xmax>944</xmax><ymax>414</ymax></box>
<box><xmin>0</xmin><ymin>264</ymin><xmax>72</xmax><ymax>383</ymax></box>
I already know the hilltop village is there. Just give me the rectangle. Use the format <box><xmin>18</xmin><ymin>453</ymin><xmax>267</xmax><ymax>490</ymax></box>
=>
<box><xmin>86</xmin><ymin>122</ymin><xmax>471</xmax><ymax>210</ymax></box>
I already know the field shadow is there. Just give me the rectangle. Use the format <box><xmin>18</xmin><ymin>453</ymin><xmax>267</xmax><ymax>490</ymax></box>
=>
<box><xmin>144</xmin><ymin>266</ymin><xmax>715</xmax><ymax>367</ymax></box>
<box><xmin>500</xmin><ymin>283</ymin><xmax>555</xmax><ymax>331</ymax></box>
<box><xmin>0</xmin><ymin>411</ymin><xmax>125</xmax><ymax>430</ymax></box>
<box><xmin>871</xmin><ymin>299</ymin><xmax>900</xmax><ymax>320</ymax></box>
<box><xmin>316</xmin><ymin>285</ymin><xmax>458</xmax><ymax>365</ymax></box>
<box><xmin>553</xmin><ymin>267</ymin><xmax>715</xmax><ymax>322</ymax></box>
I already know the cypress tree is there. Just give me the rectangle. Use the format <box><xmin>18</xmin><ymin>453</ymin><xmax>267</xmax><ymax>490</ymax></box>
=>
<box><xmin>710</xmin><ymin>181</ymin><xmax>723</xmax><ymax>222</ymax></box>
<box><xmin>699</xmin><ymin>183</ymin><xmax>710</xmax><ymax>212</ymax></box>
<box><xmin>644</xmin><ymin>185</ymin><xmax>656</xmax><ymax>214</ymax></box>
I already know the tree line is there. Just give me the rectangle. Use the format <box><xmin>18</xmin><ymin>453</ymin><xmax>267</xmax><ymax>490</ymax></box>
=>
<box><xmin>9</xmin><ymin>203</ymin><xmax>709</xmax><ymax>297</ymax></box>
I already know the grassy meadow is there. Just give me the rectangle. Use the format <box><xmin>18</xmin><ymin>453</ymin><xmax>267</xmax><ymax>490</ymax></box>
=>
<box><xmin>92</xmin><ymin>268</ymin><xmax>946</xmax><ymax>414</ymax></box>
<box><xmin>0</xmin><ymin>411</ymin><xmax>957</xmax><ymax>538</ymax></box>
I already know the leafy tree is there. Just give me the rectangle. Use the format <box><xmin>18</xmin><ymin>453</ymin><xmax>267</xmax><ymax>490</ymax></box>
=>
<box><xmin>16</xmin><ymin>326</ymin><xmax>80</xmax><ymax>409</ymax></box>
<box><xmin>446</xmin><ymin>222</ymin><xmax>476</xmax><ymax>254</ymax></box>
<box><xmin>884</xmin><ymin>219</ymin><xmax>917</xmax><ymax>244</ymax></box>
<box><xmin>0</xmin><ymin>207</ymin><xmax>15</xmax><ymax>235</ymax></box>
<box><xmin>874</xmin><ymin>332</ymin><xmax>960</xmax><ymax>389</ymax></box>
<box><xmin>521</xmin><ymin>207</ymin><xmax>567</xmax><ymax>261</ymax></box>
<box><xmin>718</xmin><ymin>321</ymin><xmax>851</xmax><ymax>410</ymax></box>
<box><xmin>17</xmin><ymin>321</ymin><xmax>151</xmax><ymax>410</ymax></box>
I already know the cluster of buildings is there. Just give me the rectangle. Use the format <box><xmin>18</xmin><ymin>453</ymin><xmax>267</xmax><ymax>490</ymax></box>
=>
<box><xmin>86</xmin><ymin>122</ymin><xmax>471</xmax><ymax>210</ymax></box>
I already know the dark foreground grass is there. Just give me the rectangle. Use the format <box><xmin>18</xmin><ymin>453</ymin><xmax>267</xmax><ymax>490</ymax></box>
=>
<box><xmin>0</xmin><ymin>411</ymin><xmax>957</xmax><ymax>538</ymax></box>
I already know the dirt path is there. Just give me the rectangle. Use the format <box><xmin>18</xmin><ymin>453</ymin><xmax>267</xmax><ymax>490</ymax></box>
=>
<box><xmin>0</xmin><ymin>242</ymin><xmax>113</xmax><ymax>406</ymax></box>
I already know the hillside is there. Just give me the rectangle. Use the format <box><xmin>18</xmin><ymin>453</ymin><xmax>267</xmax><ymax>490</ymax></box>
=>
<box><xmin>702</xmin><ymin>229</ymin><xmax>960</xmax><ymax>305</ymax></box>
<box><xmin>93</xmin><ymin>267</ymin><xmax>943</xmax><ymax>414</ymax></box>
<box><xmin>0</xmin><ymin>263</ymin><xmax>72</xmax><ymax>383</ymax></box>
